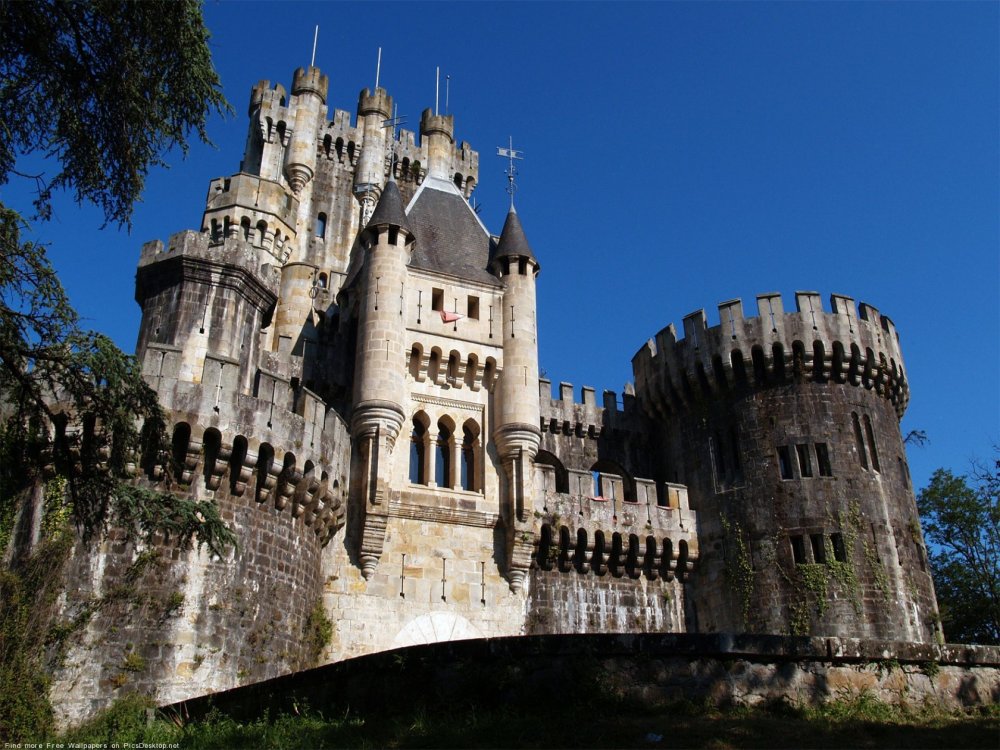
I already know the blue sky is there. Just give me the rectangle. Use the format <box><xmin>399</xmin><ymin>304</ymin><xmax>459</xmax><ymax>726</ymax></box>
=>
<box><xmin>8</xmin><ymin>1</ymin><xmax>998</xmax><ymax>491</ymax></box>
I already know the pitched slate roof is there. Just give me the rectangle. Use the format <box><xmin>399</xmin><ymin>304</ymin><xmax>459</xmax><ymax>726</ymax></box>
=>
<box><xmin>405</xmin><ymin>176</ymin><xmax>501</xmax><ymax>286</ymax></box>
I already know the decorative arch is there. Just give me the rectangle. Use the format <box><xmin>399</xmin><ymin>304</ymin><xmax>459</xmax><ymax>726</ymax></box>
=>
<box><xmin>535</xmin><ymin>450</ymin><xmax>569</xmax><ymax>494</ymax></box>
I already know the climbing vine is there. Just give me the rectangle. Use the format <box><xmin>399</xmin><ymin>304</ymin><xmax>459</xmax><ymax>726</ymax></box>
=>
<box><xmin>720</xmin><ymin>516</ymin><xmax>755</xmax><ymax>629</ymax></box>
<box><xmin>845</xmin><ymin>501</ymin><xmax>889</xmax><ymax>597</ymax></box>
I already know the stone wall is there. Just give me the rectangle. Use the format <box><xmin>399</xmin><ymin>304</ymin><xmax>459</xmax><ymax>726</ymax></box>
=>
<box><xmin>165</xmin><ymin>633</ymin><xmax>1000</xmax><ymax>723</ymax></box>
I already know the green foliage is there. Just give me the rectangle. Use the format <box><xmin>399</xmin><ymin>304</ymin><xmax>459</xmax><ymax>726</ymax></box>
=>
<box><xmin>0</xmin><ymin>534</ymin><xmax>74</xmax><ymax>741</ymax></box>
<box><xmin>0</xmin><ymin>4</ymin><xmax>231</xmax><ymax>738</ymax></box>
<box><xmin>917</xmin><ymin>451</ymin><xmax>1000</xmax><ymax>644</ymax></box>
<box><xmin>37</xmin><ymin>688</ymin><xmax>1000</xmax><ymax>749</ymax></box>
<box><xmin>303</xmin><ymin>602</ymin><xmax>333</xmax><ymax>666</ymax></box>
<box><xmin>0</xmin><ymin>0</ymin><xmax>230</xmax><ymax>226</ymax></box>
<box><xmin>121</xmin><ymin>652</ymin><xmax>145</xmax><ymax>673</ymax></box>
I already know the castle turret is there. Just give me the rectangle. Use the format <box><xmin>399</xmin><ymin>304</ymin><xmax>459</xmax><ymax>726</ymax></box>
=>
<box><xmin>631</xmin><ymin>292</ymin><xmax>937</xmax><ymax>642</ymax></box>
<box><xmin>420</xmin><ymin>108</ymin><xmax>455</xmax><ymax>181</ymax></box>
<box><xmin>490</xmin><ymin>206</ymin><xmax>541</xmax><ymax>592</ymax></box>
<box><xmin>285</xmin><ymin>66</ymin><xmax>328</xmax><ymax>195</ymax></box>
<box><xmin>350</xmin><ymin>178</ymin><xmax>414</xmax><ymax>578</ymax></box>
<box><xmin>353</xmin><ymin>87</ymin><xmax>393</xmax><ymax>226</ymax></box>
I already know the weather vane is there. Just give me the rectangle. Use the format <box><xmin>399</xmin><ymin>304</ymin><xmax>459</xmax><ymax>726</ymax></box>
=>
<box><xmin>497</xmin><ymin>136</ymin><xmax>523</xmax><ymax>209</ymax></box>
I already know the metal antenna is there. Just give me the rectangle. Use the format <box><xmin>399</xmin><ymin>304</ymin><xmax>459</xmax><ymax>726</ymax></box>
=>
<box><xmin>310</xmin><ymin>25</ymin><xmax>319</xmax><ymax>67</ymax></box>
<box><xmin>435</xmin><ymin>66</ymin><xmax>440</xmax><ymax>115</ymax></box>
<box><xmin>497</xmin><ymin>136</ymin><xmax>523</xmax><ymax>209</ymax></box>
<box><xmin>375</xmin><ymin>47</ymin><xmax>382</xmax><ymax>90</ymax></box>
<box><xmin>446</xmin><ymin>75</ymin><xmax>451</xmax><ymax>113</ymax></box>
<box><xmin>383</xmin><ymin>104</ymin><xmax>407</xmax><ymax>178</ymax></box>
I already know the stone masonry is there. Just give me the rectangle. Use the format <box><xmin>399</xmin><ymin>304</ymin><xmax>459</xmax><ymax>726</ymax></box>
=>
<box><xmin>33</xmin><ymin>64</ymin><xmax>947</xmax><ymax>726</ymax></box>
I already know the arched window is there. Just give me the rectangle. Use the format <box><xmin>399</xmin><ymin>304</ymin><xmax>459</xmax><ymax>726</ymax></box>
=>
<box><xmin>316</xmin><ymin>212</ymin><xmax>327</xmax><ymax>239</ymax></box>
<box><xmin>409</xmin><ymin>414</ymin><xmax>428</xmax><ymax>484</ymax></box>
<box><xmin>461</xmin><ymin>420</ymin><xmax>479</xmax><ymax>491</ymax></box>
<box><xmin>436</xmin><ymin>419</ymin><xmax>453</xmax><ymax>487</ymax></box>
<box><xmin>240</xmin><ymin>216</ymin><xmax>251</xmax><ymax>242</ymax></box>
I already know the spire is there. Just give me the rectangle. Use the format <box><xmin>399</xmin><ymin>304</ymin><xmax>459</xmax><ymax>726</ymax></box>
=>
<box><xmin>492</xmin><ymin>206</ymin><xmax>538</xmax><ymax>269</ymax></box>
<box><xmin>364</xmin><ymin>177</ymin><xmax>412</xmax><ymax>237</ymax></box>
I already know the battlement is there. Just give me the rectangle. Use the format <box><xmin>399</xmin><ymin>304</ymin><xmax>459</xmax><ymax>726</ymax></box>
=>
<box><xmin>534</xmin><ymin>478</ymin><xmax>698</xmax><ymax>580</ymax></box>
<box><xmin>137</xmin><ymin>341</ymin><xmax>350</xmax><ymax>544</ymax></box>
<box><xmin>202</xmin><ymin>173</ymin><xmax>299</xmax><ymax>246</ymax></box>
<box><xmin>358</xmin><ymin>86</ymin><xmax>392</xmax><ymax>118</ymax></box>
<box><xmin>420</xmin><ymin>109</ymin><xmax>454</xmax><ymax>140</ymax></box>
<box><xmin>291</xmin><ymin>66</ymin><xmax>328</xmax><ymax>102</ymax></box>
<box><xmin>137</xmin><ymin>230</ymin><xmax>281</xmax><ymax>292</ymax></box>
<box><xmin>538</xmin><ymin>378</ymin><xmax>640</xmax><ymax>437</ymax></box>
<box><xmin>632</xmin><ymin>292</ymin><xmax>909</xmax><ymax>418</ymax></box>
<box><xmin>249</xmin><ymin>80</ymin><xmax>287</xmax><ymax>116</ymax></box>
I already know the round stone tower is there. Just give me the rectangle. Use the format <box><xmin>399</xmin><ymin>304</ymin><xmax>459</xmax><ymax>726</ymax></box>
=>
<box><xmin>490</xmin><ymin>206</ymin><xmax>542</xmax><ymax>592</ymax></box>
<box><xmin>420</xmin><ymin>108</ymin><xmax>455</xmax><ymax>180</ymax></box>
<box><xmin>632</xmin><ymin>291</ymin><xmax>939</xmax><ymax>642</ymax></box>
<box><xmin>353</xmin><ymin>87</ymin><xmax>392</xmax><ymax>226</ymax></box>
<box><xmin>349</xmin><ymin>178</ymin><xmax>414</xmax><ymax>578</ymax></box>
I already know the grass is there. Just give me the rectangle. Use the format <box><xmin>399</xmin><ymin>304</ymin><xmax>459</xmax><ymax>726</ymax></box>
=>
<box><xmin>53</xmin><ymin>691</ymin><xmax>1000</xmax><ymax>749</ymax></box>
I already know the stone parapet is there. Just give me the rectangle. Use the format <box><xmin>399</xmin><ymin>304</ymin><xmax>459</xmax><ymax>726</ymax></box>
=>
<box><xmin>164</xmin><ymin>633</ymin><xmax>1000</xmax><ymax>724</ymax></box>
<box><xmin>632</xmin><ymin>291</ymin><xmax>909</xmax><ymax>419</ymax></box>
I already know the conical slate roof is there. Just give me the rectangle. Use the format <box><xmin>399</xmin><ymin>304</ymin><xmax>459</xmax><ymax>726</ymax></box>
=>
<box><xmin>366</xmin><ymin>178</ymin><xmax>412</xmax><ymax>236</ymax></box>
<box><xmin>491</xmin><ymin>206</ymin><xmax>537</xmax><ymax>269</ymax></box>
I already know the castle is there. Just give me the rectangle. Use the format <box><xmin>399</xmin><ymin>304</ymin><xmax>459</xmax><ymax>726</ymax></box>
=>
<box><xmin>51</xmin><ymin>64</ymin><xmax>940</xmax><ymax>722</ymax></box>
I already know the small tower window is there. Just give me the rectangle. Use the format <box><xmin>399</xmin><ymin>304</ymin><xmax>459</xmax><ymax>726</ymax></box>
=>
<box><xmin>815</xmin><ymin>443</ymin><xmax>833</xmax><ymax>477</ymax></box>
<box><xmin>852</xmin><ymin>412</ymin><xmax>869</xmax><ymax>470</ymax></box>
<box><xmin>796</xmin><ymin>444</ymin><xmax>813</xmax><ymax>478</ymax></box>
<box><xmin>863</xmin><ymin>415</ymin><xmax>881</xmax><ymax>472</ymax></box>
<box><xmin>432</xmin><ymin>288</ymin><xmax>444</xmax><ymax>312</ymax></box>
<box><xmin>467</xmin><ymin>296</ymin><xmax>480</xmax><ymax>320</ymax></box>
<box><xmin>810</xmin><ymin>534</ymin><xmax>826</xmax><ymax>563</ymax></box>
<box><xmin>790</xmin><ymin>535</ymin><xmax>807</xmax><ymax>565</ymax></box>
<box><xmin>316</xmin><ymin>213</ymin><xmax>327</xmax><ymax>239</ymax></box>
<box><xmin>831</xmin><ymin>533</ymin><xmax>847</xmax><ymax>562</ymax></box>
<box><xmin>777</xmin><ymin>446</ymin><xmax>794</xmax><ymax>480</ymax></box>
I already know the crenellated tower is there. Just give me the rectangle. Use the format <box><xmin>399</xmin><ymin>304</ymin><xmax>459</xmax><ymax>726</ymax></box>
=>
<box><xmin>632</xmin><ymin>291</ymin><xmax>937</xmax><ymax>642</ymax></box>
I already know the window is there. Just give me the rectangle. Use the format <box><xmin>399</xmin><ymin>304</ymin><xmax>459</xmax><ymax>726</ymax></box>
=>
<box><xmin>432</xmin><ymin>288</ymin><xmax>444</xmax><ymax>312</ymax></box>
<box><xmin>815</xmin><ymin>443</ymin><xmax>833</xmax><ymax>477</ymax></box>
<box><xmin>712</xmin><ymin>433</ymin><xmax>727</xmax><ymax>482</ymax></box>
<box><xmin>852</xmin><ymin>412</ymin><xmax>869</xmax><ymax>470</ymax></box>
<box><xmin>796</xmin><ymin>444</ymin><xmax>813</xmax><ymax>477</ymax></box>
<box><xmin>790</xmin><ymin>535</ymin><xmax>806</xmax><ymax>565</ymax></box>
<box><xmin>777</xmin><ymin>446</ymin><xmax>794</xmax><ymax>479</ymax></box>
<box><xmin>409</xmin><ymin>416</ymin><xmax>428</xmax><ymax>484</ymax></box>
<box><xmin>863</xmin><ymin>415</ymin><xmax>881</xmax><ymax>471</ymax></box>
<box><xmin>461</xmin><ymin>425</ymin><xmax>476</xmax><ymax>491</ymax></box>
<box><xmin>467</xmin><ymin>296</ymin><xmax>480</xmax><ymax>320</ymax></box>
<box><xmin>810</xmin><ymin>534</ymin><xmax>826</xmax><ymax>563</ymax></box>
<box><xmin>435</xmin><ymin>420</ymin><xmax>452</xmax><ymax>487</ymax></box>
<box><xmin>830</xmin><ymin>533</ymin><xmax>847</xmax><ymax>562</ymax></box>
<box><xmin>316</xmin><ymin>213</ymin><xmax>327</xmax><ymax>239</ymax></box>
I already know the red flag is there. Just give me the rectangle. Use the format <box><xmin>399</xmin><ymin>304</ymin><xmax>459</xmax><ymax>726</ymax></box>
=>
<box><xmin>440</xmin><ymin>311</ymin><xmax>464</xmax><ymax>323</ymax></box>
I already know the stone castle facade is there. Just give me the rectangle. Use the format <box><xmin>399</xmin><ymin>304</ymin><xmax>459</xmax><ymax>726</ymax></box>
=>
<box><xmin>50</xmin><ymin>65</ymin><xmax>939</xmax><ymax>722</ymax></box>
